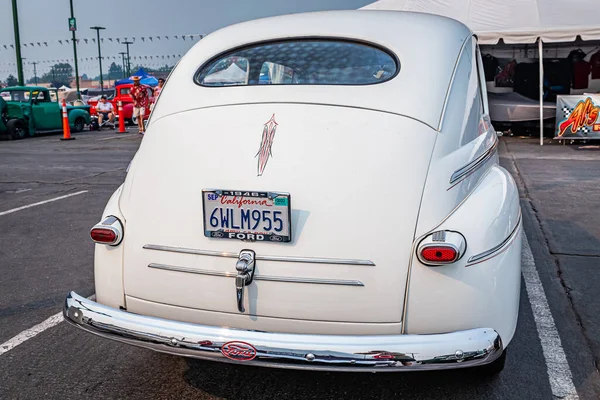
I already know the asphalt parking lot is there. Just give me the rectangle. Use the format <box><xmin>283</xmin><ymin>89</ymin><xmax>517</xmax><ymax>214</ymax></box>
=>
<box><xmin>0</xmin><ymin>131</ymin><xmax>599</xmax><ymax>399</ymax></box>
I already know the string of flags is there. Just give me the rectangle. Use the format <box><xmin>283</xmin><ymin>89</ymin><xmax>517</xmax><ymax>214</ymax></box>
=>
<box><xmin>0</xmin><ymin>34</ymin><xmax>204</xmax><ymax>50</ymax></box>
<box><xmin>0</xmin><ymin>54</ymin><xmax>184</xmax><ymax>66</ymax></box>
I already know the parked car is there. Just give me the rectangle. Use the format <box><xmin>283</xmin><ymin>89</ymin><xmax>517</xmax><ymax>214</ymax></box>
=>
<box><xmin>0</xmin><ymin>86</ymin><xmax>90</xmax><ymax>139</ymax></box>
<box><xmin>88</xmin><ymin>84</ymin><xmax>153</xmax><ymax>125</ymax></box>
<box><xmin>64</xmin><ymin>11</ymin><xmax>522</xmax><ymax>374</ymax></box>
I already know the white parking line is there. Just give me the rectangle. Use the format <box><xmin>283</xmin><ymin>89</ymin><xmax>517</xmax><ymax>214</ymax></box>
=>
<box><xmin>522</xmin><ymin>236</ymin><xmax>578</xmax><ymax>399</ymax></box>
<box><xmin>0</xmin><ymin>295</ymin><xmax>94</xmax><ymax>357</ymax></box>
<box><xmin>0</xmin><ymin>312</ymin><xmax>64</xmax><ymax>356</ymax></box>
<box><xmin>0</xmin><ymin>191</ymin><xmax>88</xmax><ymax>217</ymax></box>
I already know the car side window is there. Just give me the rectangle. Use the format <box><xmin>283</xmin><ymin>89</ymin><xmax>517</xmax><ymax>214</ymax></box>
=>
<box><xmin>474</xmin><ymin>41</ymin><xmax>489</xmax><ymax>114</ymax></box>
<box><xmin>32</xmin><ymin>91</ymin><xmax>49</xmax><ymax>103</ymax></box>
<box><xmin>443</xmin><ymin>37</ymin><xmax>484</xmax><ymax>145</ymax></box>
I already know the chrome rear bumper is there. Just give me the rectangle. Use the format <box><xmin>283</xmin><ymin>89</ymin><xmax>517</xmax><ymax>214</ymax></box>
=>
<box><xmin>64</xmin><ymin>291</ymin><xmax>502</xmax><ymax>372</ymax></box>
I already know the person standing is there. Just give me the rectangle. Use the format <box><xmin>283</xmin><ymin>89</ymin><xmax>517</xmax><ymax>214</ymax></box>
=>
<box><xmin>149</xmin><ymin>78</ymin><xmax>165</xmax><ymax>113</ymax></box>
<box><xmin>130</xmin><ymin>76</ymin><xmax>149</xmax><ymax>134</ymax></box>
<box><xmin>154</xmin><ymin>78</ymin><xmax>165</xmax><ymax>98</ymax></box>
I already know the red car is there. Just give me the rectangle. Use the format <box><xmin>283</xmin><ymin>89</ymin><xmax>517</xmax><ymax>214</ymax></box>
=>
<box><xmin>88</xmin><ymin>84</ymin><xmax>155</xmax><ymax>125</ymax></box>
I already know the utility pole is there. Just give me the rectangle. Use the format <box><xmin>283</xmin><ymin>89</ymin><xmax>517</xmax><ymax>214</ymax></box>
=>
<box><xmin>11</xmin><ymin>0</ymin><xmax>24</xmax><ymax>85</ymax></box>
<box><xmin>123</xmin><ymin>41</ymin><xmax>133</xmax><ymax>76</ymax></box>
<box><xmin>32</xmin><ymin>61</ymin><xmax>38</xmax><ymax>84</ymax></box>
<box><xmin>69</xmin><ymin>0</ymin><xmax>81</xmax><ymax>99</ymax></box>
<box><xmin>90</xmin><ymin>26</ymin><xmax>106</xmax><ymax>94</ymax></box>
<box><xmin>119</xmin><ymin>52</ymin><xmax>127</xmax><ymax>78</ymax></box>
<box><xmin>51</xmin><ymin>66</ymin><xmax>56</xmax><ymax>83</ymax></box>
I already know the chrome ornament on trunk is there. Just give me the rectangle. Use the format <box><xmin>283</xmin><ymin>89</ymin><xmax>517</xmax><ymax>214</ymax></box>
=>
<box><xmin>235</xmin><ymin>249</ymin><xmax>256</xmax><ymax>312</ymax></box>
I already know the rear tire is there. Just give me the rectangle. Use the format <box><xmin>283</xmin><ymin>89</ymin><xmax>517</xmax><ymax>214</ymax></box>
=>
<box><xmin>7</xmin><ymin>119</ymin><xmax>26</xmax><ymax>140</ymax></box>
<box><xmin>73</xmin><ymin>117</ymin><xmax>85</xmax><ymax>133</ymax></box>
<box><xmin>129</xmin><ymin>115</ymin><xmax>137</xmax><ymax>126</ymax></box>
<box><xmin>476</xmin><ymin>349</ymin><xmax>506</xmax><ymax>376</ymax></box>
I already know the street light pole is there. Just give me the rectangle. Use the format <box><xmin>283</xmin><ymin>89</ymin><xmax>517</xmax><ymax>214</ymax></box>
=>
<box><xmin>90</xmin><ymin>26</ymin><xmax>106</xmax><ymax>95</ymax></box>
<box><xmin>32</xmin><ymin>61</ymin><xmax>38</xmax><ymax>84</ymax></box>
<box><xmin>119</xmin><ymin>52</ymin><xmax>127</xmax><ymax>78</ymax></box>
<box><xmin>69</xmin><ymin>0</ymin><xmax>81</xmax><ymax>99</ymax></box>
<box><xmin>11</xmin><ymin>0</ymin><xmax>24</xmax><ymax>85</ymax></box>
<box><xmin>123</xmin><ymin>41</ymin><xmax>133</xmax><ymax>76</ymax></box>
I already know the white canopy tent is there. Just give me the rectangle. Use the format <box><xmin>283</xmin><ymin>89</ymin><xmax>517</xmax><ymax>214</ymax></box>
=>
<box><xmin>203</xmin><ymin>63</ymin><xmax>248</xmax><ymax>85</ymax></box>
<box><xmin>361</xmin><ymin>0</ymin><xmax>600</xmax><ymax>144</ymax></box>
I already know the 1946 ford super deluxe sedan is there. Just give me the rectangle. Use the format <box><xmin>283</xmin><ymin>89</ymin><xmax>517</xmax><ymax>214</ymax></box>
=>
<box><xmin>64</xmin><ymin>10</ymin><xmax>522</xmax><ymax>374</ymax></box>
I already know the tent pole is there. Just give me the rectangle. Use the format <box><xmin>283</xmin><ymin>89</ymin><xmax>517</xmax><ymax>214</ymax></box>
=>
<box><xmin>539</xmin><ymin>39</ymin><xmax>544</xmax><ymax>146</ymax></box>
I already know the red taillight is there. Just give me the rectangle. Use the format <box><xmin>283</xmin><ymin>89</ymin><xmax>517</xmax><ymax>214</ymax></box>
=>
<box><xmin>420</xmin><ymin>246</ymin><xmax>458</xmax><ymax>263</ymax></box>
<box><xmin>90</xmin><ymin>228</ymin><xmax>117</xmax><ymax>244</ymax></box>
<box><xmin>90</xmin><ymin>216</ymin><xmax>123</xmax><ymax>246</ymax></box>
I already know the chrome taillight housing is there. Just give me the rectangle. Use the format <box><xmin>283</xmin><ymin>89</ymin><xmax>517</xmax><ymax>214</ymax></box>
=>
<box><xmin>417</xmin><ymin>230</ymin><xmax>466</xmax><ymax>266</ymax></box>
<box><xmin>90</xmin><ymin>216</ymin><xmax>123</xmax><ymax>246</ymax></box>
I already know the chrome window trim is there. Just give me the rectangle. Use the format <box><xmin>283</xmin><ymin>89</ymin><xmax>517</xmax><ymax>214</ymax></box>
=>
<box><xmin>437</xmin><ymin>34</ymin><xmax>472</xmax><ymax>132</ymax></box>
<box><xmin>449</xmin><ymin>137</ymin><xmax>498</xmax><ymax>185</ymax></box>
<box><xmin>148</xmin><ymin>263</ymin><xmax>364</xmax><ymax>287</ymax></box>
<box><xmin>143</xmin><ymin>244</ymin><xmax>375</xmax><ymax>266</ymax></box>
<box><xmin>194</xmin><ymin>37</ymin><xmax>400</xmax><ymax>88</ymax></box>
<box><xmin>466</xmin><ymin>212</ymin><xmax>522</xmax><ymax>265</ymax></box>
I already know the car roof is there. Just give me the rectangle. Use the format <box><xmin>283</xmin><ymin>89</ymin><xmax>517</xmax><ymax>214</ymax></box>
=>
<box><xmin>153</xmin><ymin>10</ymin><xmax>473</xmax><ymax>130</ymax></box>
<box><xmin>1</xmin><ymin>86</ymin><xmax>49</xmax><ymax>91</ymax></box>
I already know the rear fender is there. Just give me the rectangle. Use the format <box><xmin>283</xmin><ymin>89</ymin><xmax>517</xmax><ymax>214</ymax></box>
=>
<box><xmin>405</xmin><ymin>165</ymin><xmax>521</xmax><ymax>345</ymax></box>
<box><xmin>94</xmin><ymin>184</ymin><xmax>126</xmax><ymax>309</ymax></box>
<box><xmin>68</xmin><ymin>109</ymin><xmax>91</xmax><ymax>125</ymax></box>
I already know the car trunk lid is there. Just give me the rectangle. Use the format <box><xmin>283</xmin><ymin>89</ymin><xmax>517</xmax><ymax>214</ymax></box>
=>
<box><xmin>121</xmin><ymin>103</ymin><xmax>436</xmax><ymax>324</ymax></box>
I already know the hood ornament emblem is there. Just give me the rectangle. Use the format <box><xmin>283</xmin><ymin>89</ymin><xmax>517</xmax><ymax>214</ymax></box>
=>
<box><xmin>235</xmin><ymin>249</ymin><xmax>256</xmax><ymax>312</ymax></box>
<box><xmin>255</xmin><ymin>114</ymin><xmax>278</xmax><ymax>176</ymax></box>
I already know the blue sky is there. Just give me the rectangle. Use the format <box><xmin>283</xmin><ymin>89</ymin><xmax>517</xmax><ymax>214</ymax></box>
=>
<box><xmin>0</xmin><ymin>0</ymin><xmax>372</xmax><ymax>80</ymax></box>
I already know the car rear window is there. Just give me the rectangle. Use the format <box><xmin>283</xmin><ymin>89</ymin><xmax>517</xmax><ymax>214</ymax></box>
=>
<box><xmin>196</xmin><ymin>39</ymin><xmax>398</xmax><ymax>87</ymax></box>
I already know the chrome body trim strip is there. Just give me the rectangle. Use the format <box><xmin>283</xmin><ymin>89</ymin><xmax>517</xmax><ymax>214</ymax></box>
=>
<box><xmin>143</xmin><ymin>244</ymin><xmax>375</xmax><ymax>266</ymax></box>
<box><xmin>449</xmin><ymin>138</ymin><xmax>498</xmax><ymax>185</ymax></box>
<box><xmin>148</xmin><ymin>263</ymin><xmax>365</xmax><ymax>286</ymax></box>
<box><xmin>467</xmin><ymin>212</ymin><xmax>522</xmax><ymax>265</ymax></box>
<box><xmin>64</xmin><ymin>291</ymin><xmax>503</xmax><ymax>372</ymax></box>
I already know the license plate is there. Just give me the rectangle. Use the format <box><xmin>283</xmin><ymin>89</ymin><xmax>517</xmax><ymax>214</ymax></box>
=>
<box><xmin>202</xmin><ymin>189</ymin><xmax>291</xmax><ymax>242</ymax></box>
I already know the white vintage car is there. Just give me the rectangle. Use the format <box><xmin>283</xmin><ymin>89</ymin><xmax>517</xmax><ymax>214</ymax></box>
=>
<box><xmin>65</xmin><ymin>10</ymin><xmax>522</xmax><ymax>374</ymax></box>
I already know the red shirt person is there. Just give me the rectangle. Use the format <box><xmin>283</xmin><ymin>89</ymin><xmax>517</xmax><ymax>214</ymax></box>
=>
<box><xmin>130</xmin><ymin>76</ymin><xmax>149</xmax><ymax>134</ymax></box>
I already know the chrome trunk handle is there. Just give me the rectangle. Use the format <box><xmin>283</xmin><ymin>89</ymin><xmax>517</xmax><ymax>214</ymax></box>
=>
<box><xmin>235</xmin><ymin>249</ymin><xmax>255</xmax><ymax>313</ymax></box>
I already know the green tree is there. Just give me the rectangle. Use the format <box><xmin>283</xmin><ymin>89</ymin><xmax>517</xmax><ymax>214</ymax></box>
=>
<box><xmin>5</xmin><ymin>74</ymin><xmax>18</xmax><ymax>86</ymax></box>
<box><xmin>39</xmin><ymin>63</ymin><xmax>73</xmax><ymax>87</ymax></box>
<box><xmin>107</xmin><ymin>62</ymin><xmax>123</xmax><ymax>80</ymax></box>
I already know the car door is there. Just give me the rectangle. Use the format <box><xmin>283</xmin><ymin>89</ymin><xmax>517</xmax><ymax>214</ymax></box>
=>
<box><xmin>30</xmin><ymin>91</ymin><xmax>62</xmax><ymax>130</ymax></box>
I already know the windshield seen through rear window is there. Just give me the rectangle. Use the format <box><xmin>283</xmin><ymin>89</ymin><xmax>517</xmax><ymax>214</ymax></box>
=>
<box><xmin>196</xmin><ymin>39</ymin><xmax>398</xmax><ymax>87</ymax></box>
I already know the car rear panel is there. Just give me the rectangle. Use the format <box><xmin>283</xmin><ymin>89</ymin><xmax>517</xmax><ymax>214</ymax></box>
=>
<box><xmin>120</xmin><ymin>104</ymin><xmax>437</xmax><ymax>325</ymax></box>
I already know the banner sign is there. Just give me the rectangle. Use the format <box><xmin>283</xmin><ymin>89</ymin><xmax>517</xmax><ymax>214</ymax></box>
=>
<box><xmin>68</xmin><ymin>18</ymin><xmax>77</xmax><ymax>32</ymax></box>
<box><xmin>556</xmin><ymin>95</ymin><xmax>600</xmax><ymax>138</ymax></box>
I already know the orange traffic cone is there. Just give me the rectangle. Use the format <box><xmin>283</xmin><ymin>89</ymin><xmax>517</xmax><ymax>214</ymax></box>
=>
<box><xmin>60</xmin><ymin>99</ymin><xmax>75</xmax><ymax>141</ymax></box>
<box><xmin>117</xmin><ymin>101</ymin><xmax>127</xmax><ymax>133</ymax></box>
